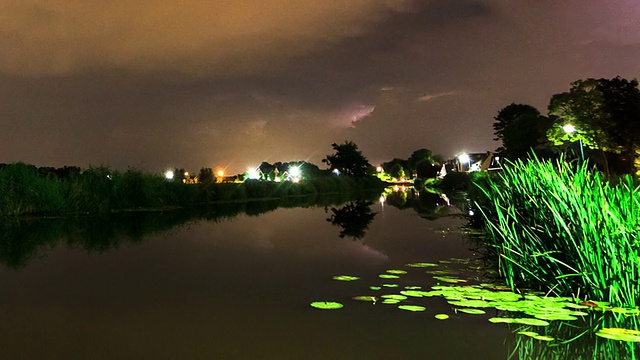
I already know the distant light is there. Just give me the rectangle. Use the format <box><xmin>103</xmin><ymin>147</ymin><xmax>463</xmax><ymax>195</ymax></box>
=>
<box><xmin>289</xmin><ymin>166</ymin><xmax>301</xmax><ymax>178</ymax></box>
<box><xmin>376</xmin><ymin>166</ymin><xmax>383</xmax><ymax>173</ymax></box>
<box><xmin>247</xmin><ymin>167</ymin><xmax>260</xmax><ymax>180</ymax></box>
<box><xmin>217</xmin><ymin>170</ymin><xmax>224</xmax><ymax>177</ymax></box>
<box><xmin>379</xmin><ymin>196</ymin><xmax>385</xmax><ymax>204</ymax></box>
<box><xmin>562</xmin><ymin>124</ymin><xmax>576</xmax><ymax>133</ymax></box>
<box><xmin>332</xmin><ymin>169</ymin><xmax>341</xmax><ymax>175</ymax></box>
<box><xmin>458</xmin><ymin>153</ymin><xmax>470</xmax><ymax>164</ymax></box>
<box><xmin>165</xmin><ymin>170</ymin><xmax>174</xmax><ymax>180</ymax></box>
<box><xmin>469</xmin><ymin>210</ymin><xmax>475</xmax><ymax>216</ymax></box>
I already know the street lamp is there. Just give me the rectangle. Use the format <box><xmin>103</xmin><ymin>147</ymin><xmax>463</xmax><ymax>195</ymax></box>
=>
<box><xmin>562</xmin><ymin>124</ymin><xmax>584</xmax><ymax>161</ymax></box>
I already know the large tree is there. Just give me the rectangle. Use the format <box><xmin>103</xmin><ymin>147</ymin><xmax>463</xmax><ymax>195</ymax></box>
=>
<box><xmin>407</xmin><ymin>148</ymin><xmax>438</xmax><ymax>178</ymax></box>
<box><xmin>322</xmin><ymin>141</ymin><xmax>372</xmax><ymax>177</ymax></box>
<box><xmin>493</xmin><ymin>103</ymin><xmax>552</xmax><ymax>158</ymax></box>
<box><xmin>547</xmin><ymin>77</ymin><xmax>640</xmax><ymax>173</ymax></box>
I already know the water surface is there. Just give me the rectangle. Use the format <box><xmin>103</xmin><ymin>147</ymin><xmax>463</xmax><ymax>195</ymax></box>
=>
<box><xmin>0</xmin><ymin>202</ymin><xmax>510</xmax><ymax>359</ymax></box>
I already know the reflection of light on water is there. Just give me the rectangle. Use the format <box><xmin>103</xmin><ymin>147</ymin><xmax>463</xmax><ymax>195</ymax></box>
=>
<box><xmin>440</xmin><ymin>193</ymin><xmax>451</xmax><ymax>206</ymax></box>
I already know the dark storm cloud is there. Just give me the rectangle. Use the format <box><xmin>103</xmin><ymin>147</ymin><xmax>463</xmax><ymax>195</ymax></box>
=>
<box><xmin>0</xmin><ymin>0</ymin><xmax>638</xmax><ymax>172</ymax></box>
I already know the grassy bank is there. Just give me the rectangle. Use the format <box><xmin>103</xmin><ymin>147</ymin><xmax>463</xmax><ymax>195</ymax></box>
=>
<box><xmin>471</xmin><ymin>157</ymin><xmax>639</xmax><ymax>307</ymax></box>
<box><xmin>0</xmin><ymin>162</ymin><xmax>386</xmax><ymax>217</ymax></box>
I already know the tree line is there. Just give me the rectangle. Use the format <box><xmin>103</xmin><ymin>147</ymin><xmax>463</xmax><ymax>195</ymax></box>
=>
<box><xmin>493</xmin><ymin>76</ymin><xmax>640</xmax><ymax>175</ymax></box>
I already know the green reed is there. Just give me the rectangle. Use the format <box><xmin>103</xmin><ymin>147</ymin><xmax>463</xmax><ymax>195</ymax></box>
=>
<box><xmin>473</xmin><ymin>157</ymin><xmax>639</xmax><ymax>306</ymax></box>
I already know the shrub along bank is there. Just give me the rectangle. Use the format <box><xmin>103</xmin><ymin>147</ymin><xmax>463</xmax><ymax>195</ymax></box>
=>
<box><xmin>471</xmin><ymin>157</ymin><xmax>639</xmax><ymax>307</ymax></box>
<box><xmin>0</xmin><ymin>162</ymin><xmax>386</xmax><ymax>217</ymax></box>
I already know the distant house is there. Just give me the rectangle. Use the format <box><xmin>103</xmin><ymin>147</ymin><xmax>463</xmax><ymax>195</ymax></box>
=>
<box><xmin>448</xmin><ymin>152</ymin><xmax>502</xmax><ymax>173</ymax></box>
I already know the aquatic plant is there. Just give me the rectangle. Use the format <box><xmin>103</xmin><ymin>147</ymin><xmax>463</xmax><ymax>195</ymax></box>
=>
<box><xmin>472</xmin><ymin>156</ymin><xmax>640</xmax><ymax>306</ymax></box>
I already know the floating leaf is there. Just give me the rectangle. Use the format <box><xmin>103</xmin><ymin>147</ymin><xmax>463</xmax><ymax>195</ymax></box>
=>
<box><xmin>383</xmin><ymin>299</ymin><xmax>401</xmax><ymax>304</ymax></box>
<box><xmin>386</xmin><ymin>269</ymin><xmax>408</xmax><ymax>275</ymax></box>
<box><xmin>352</xmin><ymin>296</ymin><xmax>377</xmax><ymax>302</ymax></box>
<box><xmin>533</xmin><ymin>335</ymin><xmax>554</xmax><ymax>341</ymax></box>
<box><xmin>310</xmin><ymin>301</ymin><xmax>343</xmax><ymax>310</ymax></box>
<box><xmin>381</xmin><ymin>294</ymin><xmax>408</xmax><ymax>300</ymax></box>
<box><xmin>607</xmin><ymin>307</ymin><xmax>640</xmax><ymax>315</ymax></box>
<box><xmin>332</xmin><ymin>275</ymin><xmax>360</xmax><ymax>281</ymax></box>
<box><xmin>516</xmin><ymin>318</ymin><xmax>550</xmax><ymax>326</ymax></box>
<box><xmin>518</xmin><ymin>331</ymin><xmax>539</xmax><ymax>337</ymax></box>
<box><xmin>596</xmin><ymin>328</ymin><xmax>640</xmax><ymax>342</ymax></box>
<box><xmin>433</xmin><ymin>276</ymin><xmax>467</xmax><ymax>283</ymax></box>
<box><xmin>400</xmin><ymin>290</ymin><xmax>429</xmax><ymax>298</ymax></box>
<box><xmin>427</xmin><ymin>270</ymin><xmax>459</xmax><ymax>275</ymax></box>
<box><xmin>370</xmin><ymin>286</ymin><xmax>382</xmax><ymax>291</ymax></box>
<box><xmin>379</xmin><ymin>274</ymin><xmax>400</xmax><ymax>279</ymax></box>
<box><xmin>435</xmin><ymin>314</ymin><xmax>449</xmax><ymax>320</ymax></box>
<box><xmin>488</xmin><ymin>317</ymin><xmax>550</xmax><ymax>326</ymax></box>
<box><xmin>456</xmin><ymin>308</ymin><xmax>486</xmax><ymax>315</ymax></box>
<box><xmin>448</xmin><ymin>299</ymin><xmax>493</xmax><ymax>308</ymax></box>
<box><xmin>533</xmin><ymin>313</ymin><xmax>577</xmax><ymax>321</ymax></box>
<box><xmin>406</xmin><ymin>262</ymin><xmax>439</xmax><ymax>268</ymax></box>
<box><xmin>398</xmin><ymin>305</ymin><xmax>426</xmax><ymax>312</ymax></box>
<box><xmin>382</xmin><ymin>284</ymin><xmax>399</xmax><ymax>288</ymax></box>
<box><xmin>404</xmin><ymin>286</ymin><xmax>422</xmax><ymax>290</ymax></box>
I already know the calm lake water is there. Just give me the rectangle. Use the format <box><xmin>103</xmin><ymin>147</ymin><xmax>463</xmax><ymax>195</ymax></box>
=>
<box><xmin>0</xmin><ymin>194</ymin><xmax>634</xmax><ymax>359</ymax></box>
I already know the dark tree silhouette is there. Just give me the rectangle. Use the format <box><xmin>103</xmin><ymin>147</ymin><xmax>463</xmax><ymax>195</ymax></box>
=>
<box><xmin>493</xmin><ymin>103</ymin><xmax>552</xmax><ymax>158</ymax></box>
<box><xmin>322</xmin><ymin>141</ymin><xmax>373</xmax><ymax>177</ymax></box>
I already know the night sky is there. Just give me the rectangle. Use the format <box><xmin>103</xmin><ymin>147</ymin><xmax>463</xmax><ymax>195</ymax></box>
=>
<box><xmin>1</xmin><ymin>0</ymin><xmax>638</xmax><ymax>174</ymax></box>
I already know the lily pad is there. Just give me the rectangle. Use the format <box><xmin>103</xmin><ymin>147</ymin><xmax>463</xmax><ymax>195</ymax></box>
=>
<box><xmin>518</xmin><ymin>331</ymin><xmax>539</xmax><ymax>337</ymax></box>
<box><xmin>352</xmin><ymin>296</ymin><xmax>377</xmax><ymax>302</ymax></box>
<box><xmin>406</xmin><ymin>262</ymin><xmax>439</xmax><ymax>268</ymax></box>
<box><xmin>400</xmin><ymin>290</ymin><xmax>429</xmax><ymax>298</ymax></box>
<box><xmin>370</xmin><ymin>286</ymin><xmax>382</xmax><ymax>291</ymax></box>
<box><xmin>533</xmin><ymin>335</ymin><xmax>554</xmax><ymax>341</ymax></box>
<box><xmin>382</xmin><ymin>284</ymin><xmax>399</xmax><ymax>288</ymax></box>
<box><xmin>433</xmin><ymin>276</ymin><xmax>467</xmax><ymax>283</ymax></box>
<box><xmin>332</xmin><ymin>275</ymin><xmax>360</xmax><ymax>281</ymax></box>
<box><xmin>596</xmin><ymin>328</ymin><xmax>640</xmax><ymax>342</ymax></box>
<box><xmin>386</xmin><ymin>269</ymin><xmax>408</xmax><ymax>275</ymax></box>
<box><xmin>398</xmin><ymin>305</ymin><xmax>426</xmax><ymax>312</ymax></box>
<box><xmin>435</xmin><ymin>314</ymin><xmax>449</xmax><ymax>320</ymax></box>
<box><xmin>381</xmin><ymin>294</ymin><xmax>408</xmax><ymax>300</ymax></box>
<box><xmin>379</xmin><ymin>274</ymin><xmax>400</xmax><ymax>279</ymax></box>
<box><xmin>456</xmin><ymin>308</ymin><xmax>486</xmax><ymax>315</ymax></box>
<box><xmin>310</xmin><ymin>301</ymin><xmax>343</xmax><ymax>310</ymax></box>
<box><xmin>383</xmin><ymin>299</ymin><xmax>401</xmax><ymax>304</ymax></box>
<box><xmin>488</xmin><ymin>317</ymin><xmax>550</xmax><ymax>326</ymax></box>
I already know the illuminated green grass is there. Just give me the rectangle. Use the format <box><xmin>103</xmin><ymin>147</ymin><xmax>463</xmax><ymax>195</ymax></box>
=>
<box><xmin>473</xmin><ymin>156</ymin><xmax>640</xmax><ymax>307</ymax></box>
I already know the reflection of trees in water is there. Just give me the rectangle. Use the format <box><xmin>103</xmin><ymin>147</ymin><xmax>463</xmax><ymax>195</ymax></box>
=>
<box><xmin>326</xmin><ymin>201</ymin><xmax>377</xmax><ymax>240</ymax></box>
<box><xmin>0</xmin><ymin>192</ymin><xmax>380</xmax><ymax>269</ymax></box>
<box><xmin>383</xmin><ymin>188</ymin><xmax>457</xmax><ymax>220</ymax></box>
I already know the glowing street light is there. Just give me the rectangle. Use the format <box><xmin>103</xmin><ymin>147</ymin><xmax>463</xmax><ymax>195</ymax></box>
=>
<box><xmin>217</xmin><ymin>170</ymin><xmax>224</xmax><ymax>177</ymax></box>
<box><xmin>164</xmin><ymin>170</ymin><xmax>174</xmax><ymax>180</ymax></box>
<box><xmin>376</xmin><ymin>166</ymin><xmax>383</xmax><ymax>173</ymax></box>
<box><xmin>289</xmin><ymin>166</ymin><xmax>301</xmax><ymax>178</ymax></box>
<box><xmin>247</xmin><ymin>167</ymin><xmax>261</xmax><ymax>180</ymax></box>
<box><xmin>458</xmin><ymin>153</ymin><xmax>471</xmax><ymax>172</ymax></box>
<box><xmin>562</xmin><ymin>124</ymin><xmax>584</xmax><ymax>161</ymax></box>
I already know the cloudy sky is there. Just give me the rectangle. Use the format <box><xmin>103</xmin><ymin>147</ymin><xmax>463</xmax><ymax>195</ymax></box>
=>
<box><xmin>1</xmin><ymin>0</ymin><xmax>638</xmax><ymax>174</ymax></box>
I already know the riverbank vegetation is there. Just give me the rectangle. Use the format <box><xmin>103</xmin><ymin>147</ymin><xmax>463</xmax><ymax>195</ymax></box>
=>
<box><xmin>0</xmin><ymin>162</ymin><xmax>386</xmax><ymax>217</ymax></box>
<box><xmin>471</xmin><ymin>157</ymin><xmax>639</xmax><ymax>307</ymax></box>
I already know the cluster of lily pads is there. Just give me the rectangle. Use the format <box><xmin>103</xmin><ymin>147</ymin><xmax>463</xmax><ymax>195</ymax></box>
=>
<box><xmin>310</xmin><ymin>259</ymin><xmax>640</xmax><ymax>343</ymax></box>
